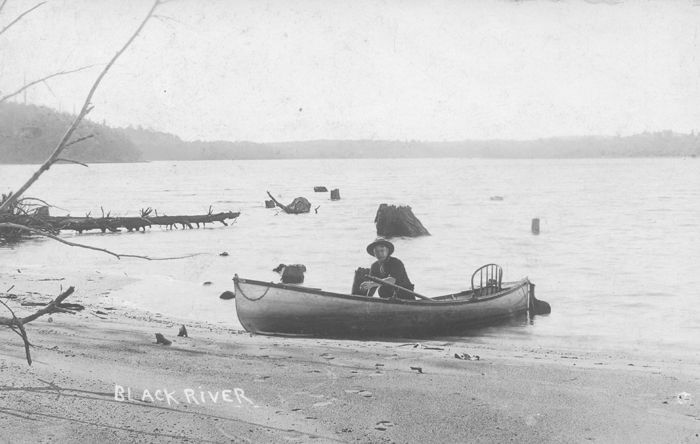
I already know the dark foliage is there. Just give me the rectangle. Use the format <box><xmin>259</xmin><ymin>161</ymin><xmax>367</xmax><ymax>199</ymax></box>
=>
<box><xmin>0</xmin><ymin>102</ymin><xmax>141</xmax><ymax>164</ymax></box>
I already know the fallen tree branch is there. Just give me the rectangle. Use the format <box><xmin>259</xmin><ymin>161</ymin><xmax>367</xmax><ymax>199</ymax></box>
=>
<box><xmin>1</xmin><ymin>210</ymin><xmax>240</xmax><ymax>236</ymax></box>
<box><xmin>20</xmin><ymin>287</ymin><xmax>76</xmax><ymax>324</ymax></box>
<box><xmin>0</xmin><ymin>287</ymin><xmax>76</xmax><ymax>365</ymax></box>
<box><xmin>0</xmin><ymin>223</ymin><xmax>120</xmax><ymax>258</ymax></box>
<box><xmin>0</xmin><ymin>222</ymin><xmax>204</xmax><ymax>260</ymax></box>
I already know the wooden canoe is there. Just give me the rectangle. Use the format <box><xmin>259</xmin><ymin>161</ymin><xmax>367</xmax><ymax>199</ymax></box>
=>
<box><xmin>233</xmin><ymin>265</ymin><xmax>534</xmax><ymax>337</ymax></box>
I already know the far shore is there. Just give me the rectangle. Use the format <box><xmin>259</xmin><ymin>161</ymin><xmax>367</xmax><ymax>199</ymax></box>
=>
<box><xmin>1</xmin><ymin>154</ymin><xmax>697</xmax><ymax>167</ymax></box>
<box><xmin>1</xmin><ymin>268</ymin><xmax>699</xmax><ymax>443</ymax></box>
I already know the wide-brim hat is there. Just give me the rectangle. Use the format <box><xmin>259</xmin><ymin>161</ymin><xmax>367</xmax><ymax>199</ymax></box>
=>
<box><xmin>366</xmin><ymin>238</ymin><xmax>394</xmax><ymax>257</ymax></box>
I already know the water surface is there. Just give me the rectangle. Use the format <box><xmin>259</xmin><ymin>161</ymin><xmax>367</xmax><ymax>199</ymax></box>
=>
<box><xmin>2</xmin><ymin>157</ymin><xmax>698</xmax><ymax>360</ymax></box>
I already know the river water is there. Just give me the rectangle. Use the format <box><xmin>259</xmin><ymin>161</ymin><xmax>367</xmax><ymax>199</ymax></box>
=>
<box><xmin>1</xmin><ymin>157</ymin><xmax>698</xmax><ymax>360</ymax></box>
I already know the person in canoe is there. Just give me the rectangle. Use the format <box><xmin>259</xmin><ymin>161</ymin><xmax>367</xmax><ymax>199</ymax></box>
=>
<box><xmin>359</xmin><ymin>238</ymin><xmax>416</xmax><ymax>300</ymax></box>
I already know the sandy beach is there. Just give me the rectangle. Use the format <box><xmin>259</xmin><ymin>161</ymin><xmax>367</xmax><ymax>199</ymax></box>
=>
<box><xmin>1</xmin><ymin>270</ymin><xmax>699</xmax><ymax>444</ymax></box>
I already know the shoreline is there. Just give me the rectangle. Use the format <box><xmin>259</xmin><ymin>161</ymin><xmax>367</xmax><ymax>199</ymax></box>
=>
<box><xmin>1</xmin><ymin>270</ymin><xmax>699</xmax><ymax>443</ymax></box>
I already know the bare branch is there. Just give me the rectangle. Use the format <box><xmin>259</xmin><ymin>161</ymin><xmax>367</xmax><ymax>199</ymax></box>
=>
<box><xmin>0</xmin><ymin>0</ymin><xmax>169</xmax><ymax>366</ymax></box>
<box><xmin>0</xmin><ymin>223</ymin><xmax>122</xmax><ymax>258</ymax></box>
<box><xmin>16</xmin><ymin>197</ymin><xmax>69</xmax><ymax>213</ymax></box>
<box><xmin>0</xmin><ymin>299</ymin><xmax>33</xmax><ymax>364</ymax></box>
<box><xmin>0</xmin><ymin>223</ymin><xmax>207</xmax><ymax>261</ymax></box>
<box><xmin>1</xmin><ymin>287</ymin><xmax>77</xmax><ymax>365</ymax></box>
<box><xmin>0</xmin><ymin>1</ymin><xmax>46</xmax><ymax>37</ymax></box>
<box><xmin>16</xmin><ymin>321</ymin><xmax>32</xmax><ymax>365</ymax></box>
<box><xmin>0</xmin><ymin>298</ymin><xmax>18</xmax><ymax>320</ymax></box>
<box><xmin>0</xmin><ymin>0</ymin><xmax>163</xmax><ymax>214</ymax></box>
<box><xmin>20</xmin><ymin>287</ymin><xmax>75</xmax><ymax>324</ymax></box>
<box><xmin>0</xmin><ymin>66</ymin><xmax>96</xmax><ymax>104</ymax></box>
<box><xmin>55</xmin><ymin>158</ymin><xmax>89</xmax><ymax>167</ymax></box>
<box><xmin>64</xmin><ymin>134</ymin><xmax>95</xmax><ymax>149</ymax></box>
<box><xmin>17</xmin><ymin>197</ymin><xmax>51</xmax><ymax>207</ymax></box>
<box><xmin>8</xmin><ymin>322</ymin><xmax>27</xmax><ymax>343</ymax></box>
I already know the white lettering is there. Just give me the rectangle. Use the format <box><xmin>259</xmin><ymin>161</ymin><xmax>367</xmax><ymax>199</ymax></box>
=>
<box><xmin>142</xmin><ymin>389</ymin><xmax>155</xmax><ymax>403</ymax></box>
<box><xmin>113</xmin><ymin>385</ymin><xmax>252</xmax><ymax>406</ymax></box>
<box><xmin>184</xmin><ymin>389</ymin><xmax>199</xmax><ymax>404</ymax></box>
<box><xmin>164</xmin><ymin>389</ymin><xmax>179</xmax><ymax>405</ymax></box>
<box><xmin>235</xmin><ymin>388</ymin><xmax>254</xmax><ymax>405</ymax></box>
<box><xmin>114</xmin><ymin>385</ymin><xmax>125</xmax><ymax>401</ymax></box>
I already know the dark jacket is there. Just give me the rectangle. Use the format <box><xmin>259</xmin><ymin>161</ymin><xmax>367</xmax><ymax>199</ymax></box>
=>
<box><xmin>368</xmin><ymin>256</ymin><xmax>415</xmax><ymax>300</ymax></box>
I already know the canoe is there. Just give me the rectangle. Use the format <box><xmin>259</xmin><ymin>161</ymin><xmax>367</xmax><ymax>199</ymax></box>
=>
<box><xmin>233</xmin><ymin>264</ymin><xmax>537</xmax><ymax>337</ymax></box>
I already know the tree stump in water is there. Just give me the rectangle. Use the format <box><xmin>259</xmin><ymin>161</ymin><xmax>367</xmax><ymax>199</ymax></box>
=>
<box><xmin>34</xmin><ymin>206</ymin><xmax>50</xmax><ymax>216</ymax></box>
<box><xmin>287</xmin><ymin>197</ymin><xmax>311</xmax><ymax>213</ymax></box>
<box><xmin>351</xmin><ymin>267</ymin><xmax>371</xmax><ymax>295</ymax></box>
<box><xmin>266</xmin><ymin>191</ymin><xmax>311</xmax><ymax>214</ymax></box>
<box><xmin>265</xmin><ymin>200</ymin><xmax>275</xmax><ymax>208</ymax></box>
<box><xmin>374</xmin><ymin>204</ymin><xmax>430</xmax><ymax>237</ymax></box>
<box><xmin>330</xmin><ymin>189</ymin><xmax>341</xmax><ymax>201</ymax></box>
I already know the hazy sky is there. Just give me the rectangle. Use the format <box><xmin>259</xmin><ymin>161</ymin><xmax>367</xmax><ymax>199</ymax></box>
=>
<box><xmin>2</xmin><ymin>0</ymin><xmax>699</xmax><ymax>143</ymax></box>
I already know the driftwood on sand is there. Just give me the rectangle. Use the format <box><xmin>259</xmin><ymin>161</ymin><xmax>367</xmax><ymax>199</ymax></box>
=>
<box><xmin>0</xmin><ymin>287</ymin><xmax>78</xmax><ymax>365</ymax></box>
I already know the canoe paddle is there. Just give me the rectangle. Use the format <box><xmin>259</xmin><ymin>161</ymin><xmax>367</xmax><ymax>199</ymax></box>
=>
<box><xmin>363</xmin><ymin>275</ymin><xmax>435</xmax><ymax>302</ymax></box>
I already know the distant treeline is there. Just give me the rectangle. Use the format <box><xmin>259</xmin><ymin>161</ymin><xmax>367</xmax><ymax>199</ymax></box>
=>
<box><xmin>0</xmin><ymin>102</ymin><xmax>140</xmax><ymax>163</ymax></box>
<box><xmin>1</xmin><ymin>102</ymin><xmax>698</xmax><ymax>164</ymax></box>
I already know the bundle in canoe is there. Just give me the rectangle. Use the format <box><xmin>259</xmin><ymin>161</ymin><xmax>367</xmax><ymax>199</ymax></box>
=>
<box><xmin>233</xmin><ymin>264</ymin><xmax>548</xmax><ymax>337</ymax></box>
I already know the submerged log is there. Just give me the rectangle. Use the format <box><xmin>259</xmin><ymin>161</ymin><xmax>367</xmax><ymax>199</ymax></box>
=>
<box><xmin>314</xmin><ymin>186</ymin><xmax>328</xmax><ymax>192</ymax></box>
<box><xmin>374</xmin><ymin>204</ymin><xmax>430</xmax><ymax>237</ymax></box>
<box><xmin>2</xmin><ymin>211</ymin><xmax>240</xmax><ymax>235</ymax></box>
<box><xmin>266</xmin><ymin>191</ymin><xmax>311</xmax><ymax>214</ymax></box>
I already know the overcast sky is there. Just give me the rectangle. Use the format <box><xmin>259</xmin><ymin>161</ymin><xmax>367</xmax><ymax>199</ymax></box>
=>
<box><xmin>2</xmin><ymin>0</ymin><xmax>699</xmax><ymax>143</ymax></box>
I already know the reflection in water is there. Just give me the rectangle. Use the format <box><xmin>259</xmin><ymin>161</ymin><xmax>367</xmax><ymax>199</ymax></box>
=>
<box><xmin>435</xmin><ymin>311</ymin><xmax>535</xmax><ymax>341</ymax></box>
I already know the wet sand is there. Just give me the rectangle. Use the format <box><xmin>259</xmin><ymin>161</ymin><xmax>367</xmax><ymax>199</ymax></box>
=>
<box><xmin>1</xmin><ymin>270</ymin><xmax>699</xmax><ymax>443</ymax></box>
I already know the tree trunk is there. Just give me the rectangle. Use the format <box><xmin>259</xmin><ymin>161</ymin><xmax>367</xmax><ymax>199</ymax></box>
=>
<box><xmin>374</xmin><ymin>204</ymin><xmax>430</xmax><ymax>237</ymax></box>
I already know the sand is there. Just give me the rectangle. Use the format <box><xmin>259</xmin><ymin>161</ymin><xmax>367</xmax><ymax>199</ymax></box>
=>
<box><xmin>1</xmin><ymin>270</ymin><xmax>699</xmax><ymax>444</ymax></box>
